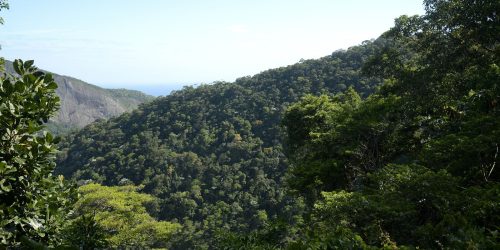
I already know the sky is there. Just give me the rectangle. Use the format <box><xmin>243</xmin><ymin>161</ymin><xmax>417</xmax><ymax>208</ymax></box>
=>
<box><xmin>0</xmin><ymin>0</ymin><xmax>425</xmax><ymax>95</ymax></box>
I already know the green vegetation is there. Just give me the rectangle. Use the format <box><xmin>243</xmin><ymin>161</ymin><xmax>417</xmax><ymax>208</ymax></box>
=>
<box><xmin>1</xmin><ymin>0</ymin><xmax>498</xmax><ymax>248</ymax></box>
<box><xmin>56</xmin><ymin>39</ymin><xmax>381</xmax><ymax>248</ymax></box>
<box><xmin>64</xmin><ymin>183</ymin><xmax>180</xmax><ymax>248</ymax></box>
<box><xmin>55</xmin><ymin>0</ymin><xmax>499</xmax><ymax>248</ymax></box>
<box><xmin>107</xmin><ymin>88</ymin><xmax>156</xmax><ymax>109</ymax></box>
<box><xmin>280</xmin><ymin>0</ymin><xmax>499</xmax><ymax>248</ymax></box>
<box><xmin>0</xmin><ymin>60</ymin><xmax>77</xmax><ymax>247</ymax></box>
<box><xmin>0</xmin><ymin>2</ymin><xmax>168</xmax><ymax>248</ymax></box>
<box><xmin>0</xmin><ymin>60</ymin><xmax>177</xmax><ymax>249</ymax></box>
<box><xmin>0</xmin><ymin>0</ymin><xmax>7</xmax><ymax>71</ymax></box>
<box><xmin>0</xmin><ymin>0</ymin><xmax>6</xmax><ymax>26</ymax></box>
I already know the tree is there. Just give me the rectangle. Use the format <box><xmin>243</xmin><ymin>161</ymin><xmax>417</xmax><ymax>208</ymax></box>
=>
<box><xmin>0</xmin><ymin>60</ymin><xmax>77</xmax><ymax>247</ymax></box>
<box><xmin>282</xmin><ymin>0</ymin><xmax>499</xmax><ymax>248</ymax></box>
<box><xmin>55</xmin><ymin>34</ymin><xmax>383</xmax><ymax>248</ymax></box>
<box><xmin>62</xmin><ymin>213</ymin><xmax>109</xmax><ymax>249</ymax></box>
<box><xmin>70</xmin><ymin>183</ymin><xmax>181</xmax><ymax>248</ymax></box>
<box><xmin>0</xmin><ymin>0</ymin><xmax>7</xmax><ymax>27</ymax></box>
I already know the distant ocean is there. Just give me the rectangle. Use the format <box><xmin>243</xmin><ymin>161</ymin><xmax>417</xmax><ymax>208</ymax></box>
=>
<box><xmin>130</xmin><ymin>84</ymin><xmax>187</xmax><ymax>96</ymax></box>
<box><xmin>102</xmin><ymin>83</ymin><xmax>188</xmax><ymax>97</ymax></box>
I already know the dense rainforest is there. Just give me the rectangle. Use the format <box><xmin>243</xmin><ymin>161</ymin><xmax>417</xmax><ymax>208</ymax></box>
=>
<box><xmin>55</xmin><ymin>38</ymin><xmax>382</xmax><ymax>248</ymax></box>
<box><xmin>1</xmin><ymin>0</ymin><xmax>499</xmax><ymax>248</ymax></box>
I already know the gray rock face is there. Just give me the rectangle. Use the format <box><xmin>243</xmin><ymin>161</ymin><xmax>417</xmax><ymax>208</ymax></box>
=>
<box><xmin>3</xmin><ymin>60</ymin><xmax>154</xmax><ymax>132</ymax></box>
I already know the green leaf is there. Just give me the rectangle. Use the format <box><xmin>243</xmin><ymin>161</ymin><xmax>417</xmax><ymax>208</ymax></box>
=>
<box><xmin>46</xmin><ymin>132</ymin><xmax>53</xmax><ymax>142</ymax></box>
<box><xmin>0</xmin><ymin>179</ymin><xmax>12</xmax><ymax>192</ymax></box>
<box><xmin>46</xmin><ymin>81</ymin><xmax>58</xmax><ymax>90</ymax></box>
<box><xmin>8</xmin><ymin>102</ymin><xmax>15</xmax><ymax>114</ymax></box>
<box><xmin>52</xmin><ymin>136</ymin><xmax>61</xmax><ymax>144</ymax></box>
<box><xmin>13</xmin><ymin>59</ymin><xmax>24</xmax><ymax>75</ymax></box>
<box><xmin>23</xmin><ymin>60</ymin><xmax>34</xmax><ymax>69</ymax></box>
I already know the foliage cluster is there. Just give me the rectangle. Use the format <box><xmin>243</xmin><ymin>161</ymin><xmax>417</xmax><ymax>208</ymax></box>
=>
<box><xmin>35</xmin><ymin>0</ymin><xmax>500</xmax><ymax>248</ymax></box>
<box><xmin>279</xmin><ymin>0</ymin><xmax>499</xmax><ymax>248</ymax></box>
<box><xmin>64</xmin><ymin>183</ymin><xmax>180</xmax><ymax>249</ymax></box>
<box><xmin>56</xmin><ymin>40</ymin><xmax>382</xmax><ymax>248</ymax></box>
<box><xmin>0</xmin><ymin>60</ymin><xmax>77</xmax><ymax>247</ymax></box>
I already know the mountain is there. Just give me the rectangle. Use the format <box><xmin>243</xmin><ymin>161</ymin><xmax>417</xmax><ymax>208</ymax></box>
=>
<box><xmin>56</xmin><ymin>41</ymin><xmax>382</xmax><ymax>248</ymax></box>
<box><xmin>2</xmin><ymin>60</ymin><xmax>154</xmax><ymax>133</ymax></box>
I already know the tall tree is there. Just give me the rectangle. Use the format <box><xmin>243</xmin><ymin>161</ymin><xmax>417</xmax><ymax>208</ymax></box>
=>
<box><xmin>69</xmin><ymin>183</ymin><xmax>180</xmax><ymax>248</ymax></box>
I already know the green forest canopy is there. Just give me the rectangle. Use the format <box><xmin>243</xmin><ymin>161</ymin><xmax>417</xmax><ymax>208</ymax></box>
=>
<box><xmin>56</xmin><ymin>39</ymin><xmax>383</xmax><ymax>249</ymax></box>
<box><xmin>57</xmin><ymin>0</ymin><xmax>499</xmax><ymax>248</ymax></box>
<box><xmin>1</xmin><ymin>0</ymin><xmax>498</xmax><ymax>248</ymax></box>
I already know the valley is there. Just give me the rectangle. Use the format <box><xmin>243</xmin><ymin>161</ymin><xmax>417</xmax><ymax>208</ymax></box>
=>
<box><xmin>1</xmin><ymin>0</ymin><xmax>498</xmax><ymax>249</ymax></box>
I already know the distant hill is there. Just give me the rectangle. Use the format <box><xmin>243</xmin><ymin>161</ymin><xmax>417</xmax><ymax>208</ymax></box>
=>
<box><xmin>3</xmin><ymin>60</ymin><xmax>154</xmax><ymax>133</ymax></box>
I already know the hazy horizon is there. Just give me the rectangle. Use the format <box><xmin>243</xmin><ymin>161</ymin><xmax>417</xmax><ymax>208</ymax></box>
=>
<box><xmin>104</xmin><ymin>82</ymin><xmax>191</xmax><ymax>96</ymax></box>
<box><xmin>0</xmin><ymin>0</ymin><xmax>424</xmax><ymax>90</ymax></box>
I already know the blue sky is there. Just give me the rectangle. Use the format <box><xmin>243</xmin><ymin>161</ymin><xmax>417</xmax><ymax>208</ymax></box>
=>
<box><xmin>0</xmin><ymin>0</ymin><xmax>424</xmax><ymax>94</ymax></box>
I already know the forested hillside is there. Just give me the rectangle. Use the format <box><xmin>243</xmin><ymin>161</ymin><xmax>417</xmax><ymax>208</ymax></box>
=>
<box><xmin>56</xmin><ymin>42</ymin><xmax>382</xmax><ymax>248</ymax></box>
<box><xmin>1</xmin><ymin>0</ymin><xmax>498</xmax><ymax>248</ymax></box>
<box><xmin>43</xmin><ymin>0</ymin><xmax>499</xmax><ymax>248</ymax></box>
<box><xmin>251</xmin><ymin>0</ymin><xmax>500</xmax><ymax>248</ymax></box>
<box><xmin>3</xmin><ymin>60</ymin><xmax>154</xmax><ymax>133</ymax></box>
